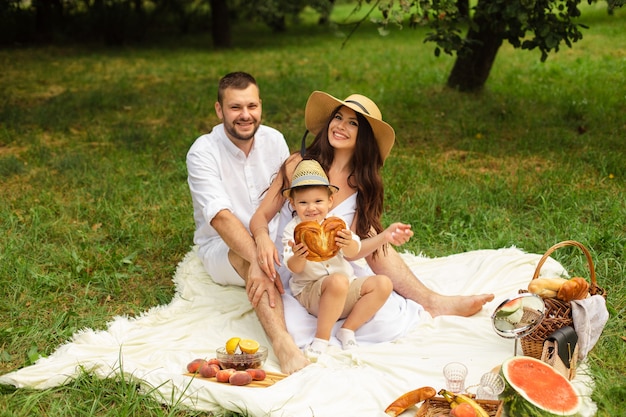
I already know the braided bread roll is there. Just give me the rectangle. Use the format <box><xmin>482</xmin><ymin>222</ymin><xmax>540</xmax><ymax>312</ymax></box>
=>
<box><xmin>556</xmin><ymin>277</ymin><xmax>590</xmax><ymax>301</ymax></box>
<box><xmin>294</xmin><ymin>216</ymin><xmax>346</xmax><ymax>262</ymax></box>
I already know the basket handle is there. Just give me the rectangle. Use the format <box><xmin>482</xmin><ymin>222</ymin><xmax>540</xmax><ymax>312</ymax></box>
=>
<box><xmin>531</xmin><ymin>240</ymin><xmax>597</xmax><ymax>288</ymax></box>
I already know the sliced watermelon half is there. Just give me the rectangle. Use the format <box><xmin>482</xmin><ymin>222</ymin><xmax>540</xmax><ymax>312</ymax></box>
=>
<box><xmin>501</xmin><ymin>356</ymin><xmax>581</xmax><ymax>416</ymax></box>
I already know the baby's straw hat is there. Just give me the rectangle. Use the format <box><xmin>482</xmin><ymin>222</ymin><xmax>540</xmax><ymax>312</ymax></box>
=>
<box><xmin>304</xmin><ymin>91</ymin><xmax>396</xmax><ymax>162</ymax></box>
<box><xmin>282</xmin><ymin>159</ymin><xmax>339</xmax><ymax>198</ymax></box>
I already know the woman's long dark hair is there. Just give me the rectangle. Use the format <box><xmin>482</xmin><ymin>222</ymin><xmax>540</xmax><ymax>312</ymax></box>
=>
<box><xmin>302</xmin><ymin>106</ymin><xmax>385</xmax><ymax>249</ymax></box>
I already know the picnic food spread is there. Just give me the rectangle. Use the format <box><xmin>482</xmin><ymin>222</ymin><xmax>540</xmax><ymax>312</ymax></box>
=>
<box><xmin>294</xmin><ymin>216</ymin><xmax>346</xmax><ymax>262</ymax></box>
<box><xmin>183</xmin><ymin>240</ymin><xmax>600</xmax><ymax>411</ymax></box>
<box><xmin>185</xmin><ymin>337</ymin><xmax>270</xmax><ymax>387</ymax></box>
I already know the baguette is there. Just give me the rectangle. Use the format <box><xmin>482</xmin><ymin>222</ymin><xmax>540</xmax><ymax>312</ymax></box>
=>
<box><xmin>528</xmin><ymin>277</ymin><xmax>568</xmax><ymax>298</ymax></box>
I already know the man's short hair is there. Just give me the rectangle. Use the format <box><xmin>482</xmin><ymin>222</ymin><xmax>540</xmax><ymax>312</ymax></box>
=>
<box><xmin>217</xmin><ymin>72</ymin><xmax>258</xmax><ymax>104</ymax></box>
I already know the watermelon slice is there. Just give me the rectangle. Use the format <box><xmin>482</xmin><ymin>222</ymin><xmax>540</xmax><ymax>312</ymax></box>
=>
<box><xmin>500</xmin><ymin>356</ymin><xmax>581</xmax><ymax>416</ymax></box>
<box><xmin>495</xmin><ymin>297</ymin><xmax>523</xmax><ymax>323</ymax></box>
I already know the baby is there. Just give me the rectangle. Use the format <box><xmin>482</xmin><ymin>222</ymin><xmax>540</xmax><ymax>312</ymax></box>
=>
<box><xmin>282</xmin><ymin>159</ymin><xmax>411</xmax><ymax>361</ymax></box>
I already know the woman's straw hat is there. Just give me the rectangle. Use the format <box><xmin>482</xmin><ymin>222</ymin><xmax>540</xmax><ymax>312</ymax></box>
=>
<box><xmin>304</xmin><ymin>91</ymin><xmax>396</xmax><ymax>162</ymax></box>
<box><xmin>282</xmin><ymin>159</ymin><xmax>339</xmax><ymax>198</ymax></box>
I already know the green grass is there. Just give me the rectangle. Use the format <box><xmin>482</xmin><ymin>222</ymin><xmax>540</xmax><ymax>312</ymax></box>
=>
<box><xmin>1</xmin><ymin>3</ymin><xmax>625</xmax><ymax>416</ymax></box>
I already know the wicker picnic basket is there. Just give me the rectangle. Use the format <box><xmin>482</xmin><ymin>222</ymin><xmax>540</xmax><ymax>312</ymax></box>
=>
<box><xmin>519</xmin><ymin>240</ymin><xmax>606</xmax><ymax>359</ymax></box>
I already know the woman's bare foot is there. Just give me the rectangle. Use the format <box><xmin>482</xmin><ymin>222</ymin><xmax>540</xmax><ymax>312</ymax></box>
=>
<box><xmin>425</xmin><ymin>293</ymin><xmax>495</xmax><ymax>317</ymax></box>
<box><xmin>273</xmin><ymin>338</ymin><xmax>310</xmax><ymax>374</ymax></box>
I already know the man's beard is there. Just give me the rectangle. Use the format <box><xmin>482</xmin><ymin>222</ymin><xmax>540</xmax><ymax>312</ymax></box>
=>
<box><xmin>224</xmin><ymin>119</ymin><xmax>260</xmax><ymax>142</ymax></box>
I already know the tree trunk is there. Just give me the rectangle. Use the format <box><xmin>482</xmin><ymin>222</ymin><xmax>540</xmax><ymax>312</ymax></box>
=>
<box><xmin>456</xmin><ymin>0</ymin><xmax>469</xmax><ymax>18</ymax></box>
<box><xmin>446</xmin><ymin>16</ymin><xmax>504</xmax><ymax>92</ymax></box>
<box><xmin>34</xmin><ymin>0</ymin><xmax>63</xmax><ymax>42</ymax></box>
<box><xmin>318</xmin><ymin>0</ymin><xmax>336</xmax><ymax>25</ymax></box>
<box><xmin>209</xmin><ymin>0</ymin><xmax>231</xmax><ymax>48</ymax></box>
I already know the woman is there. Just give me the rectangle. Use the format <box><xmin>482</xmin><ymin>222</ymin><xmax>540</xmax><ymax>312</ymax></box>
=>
<box><xmin>250</xmin><ymin>92</ymin><xmax>493</xmax><ymax>338</ymax></box>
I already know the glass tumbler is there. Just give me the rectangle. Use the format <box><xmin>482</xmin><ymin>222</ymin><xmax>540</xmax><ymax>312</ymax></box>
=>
<box><xmin>476</xmin><ymin>372</ymin><xmax>505</xmax><ymax>400</ymax></box>
<box><xmin>443</xmin><ymin>362</ymin><xmax>468</xmax><ymax>393</ymax></box>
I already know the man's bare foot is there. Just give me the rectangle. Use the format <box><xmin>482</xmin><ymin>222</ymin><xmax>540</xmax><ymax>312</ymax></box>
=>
<box><xmin>273</xmin><ymin>338</ymin><xmax>310</xmax><ymax>374</ymax></box>
<box><xmin>426</xmin><ymin>293</ymin><xmax>495</xmax><ymax>317</ymax></box>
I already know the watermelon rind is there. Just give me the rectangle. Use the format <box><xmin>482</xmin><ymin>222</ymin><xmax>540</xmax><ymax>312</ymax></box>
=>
<box><xmin>500</xmin><ymin>356</ymin><xmax>581</xmax><ymax>417</ymax></box>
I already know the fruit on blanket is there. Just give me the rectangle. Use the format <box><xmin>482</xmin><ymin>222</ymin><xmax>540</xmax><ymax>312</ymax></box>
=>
<box><xmin>186</xmin><ymin>358</ymin><xmax>207</xmax><ymax>373</ymax></box>
<box><xmin>528</xmin><ymin>277</ymin><xmax>568</xmax><ymax>298</ymax></box>
<box><xmin>500</xmin><ymin>356</ymin><xmax>581</xmax><ymax>416</ymax></box>
<box><xmin>246</xmin><ymin>368</ymin><xmax>266</xmax><ymax>381</ymax></box>
<box><xmin>238</xmin><ymin>338</ymin><xmax>260</xmax><ymax>354</ymax></box>
<box><xmin>450</xmin><ymin>403</ymin><xmax>477</xmax><ymax>417</ymax></box>
<box><xmin>207</xmin><ymin>358</ymin><xmax>221</xmax><ymax>368</ymax></box>
<box><xmin>439</xmin><ymin>390</ymin><xmax>489</xmax><ymax>417</ymax></box>
<box><xmin>384</xmin><ymin>386</ymin><xmax>436</xmax><ymax>416</ymax></box>
<box><xmin>229</xmin><ymin>370</ymin><xmax>253</xmax><ymax>386</ymax></box>
<box><xmin>216</xmin><ymin>368</ymin><xmax>236</xmax><ymax>383</ymax></box>
<box><xmin>226</xmin><ymin>337</ymin><xmax>241</xmax><ymax>354</ymax></box>
<box><xmin>199</xmin><ymin>363</ymin><xmax>219</xmax><ymax>378</ymax></box>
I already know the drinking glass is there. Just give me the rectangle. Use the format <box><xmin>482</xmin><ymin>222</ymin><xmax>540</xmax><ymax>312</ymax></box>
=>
<box><xmin>476</xmin><ymin>372</ymin><xmax>505</xmax><ymax>400</ymax></box>
<box><xmin>443</xmin><ymin>362</ymin><xmax>468</xmax><ymax>393</ymax></box>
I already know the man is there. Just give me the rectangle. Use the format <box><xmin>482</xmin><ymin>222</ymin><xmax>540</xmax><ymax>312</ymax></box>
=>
<box><xmin>186</xmin><ymin>72</ymin><xmax>309</xmax><ymax>374</ymax></box>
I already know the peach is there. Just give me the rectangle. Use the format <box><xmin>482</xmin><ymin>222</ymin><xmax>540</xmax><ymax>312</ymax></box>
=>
<box><xmin>229</xmin><ymin>370</ymin><xmax>253</xmax><ymax>386</ymax></box>
<box><xmin>450</xmin><ymin>403</ymin><xmax>476</xmax><ymax>417</ymax></box>
<box><xmin>199</xmin><ymin>363</ymin><xmax>219</xmax><ymax>378</ymax></box>
<box><xmin>207</xmin><ymin>358</ymin><xmax>221</xmax><ymax>368</ymax></box>
<box><xmin>245</xmin><ymin>368</ymin><xmax>266</xmax><ymax>381</ymax></box>
<box><xmin>216</xmin><ymin>368</ymin><xmax>236</xmax><ymax>383</ymax></box>
<box><xmin>186</xmin><ymin>358</ymin><xmax>207</xmax><ymax>373</ymax></box>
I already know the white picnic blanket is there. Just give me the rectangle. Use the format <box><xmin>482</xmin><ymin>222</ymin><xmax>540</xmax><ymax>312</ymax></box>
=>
<box><xmin>0</xmin><ymin>247</ymin><xmax>597</xmax><ymax>416</ymax></box>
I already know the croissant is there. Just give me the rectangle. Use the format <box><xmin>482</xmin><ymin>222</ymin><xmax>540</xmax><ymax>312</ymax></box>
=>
<box><xmin>294</xmin><ymin>216</ymin><xmax>346</xmax><ymax>262</ymax></box>
<box><xmin>384</xmin><ymin>386</ymin><xmax>436</xmax><ymax>416</ymax></box>
<box><xmin>556</xmin><ymin>277</ymin><xmax>590</xmax><ymax>302</ymax></box>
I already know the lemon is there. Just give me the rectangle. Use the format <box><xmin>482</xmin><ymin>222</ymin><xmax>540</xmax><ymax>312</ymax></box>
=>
<box><xmin>225</xmin><ymin>337</ymin><xmax>241</xmax><ymax>354</ymax></box>
<box><xmin>238</xmin><ymin>338</ymin><xmax>260</xmax><ymax>354</ymax></box>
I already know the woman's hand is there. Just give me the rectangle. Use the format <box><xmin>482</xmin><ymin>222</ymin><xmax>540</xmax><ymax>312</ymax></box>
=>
<box><xmin>383</xmin><ymin>222</ymin><xmax>413</xmax><ymax>246</ymax></box>
<box><xmin>254</xmin><ymin>231</ymin><xmax>281</xmax><ymax>280</ymax></box>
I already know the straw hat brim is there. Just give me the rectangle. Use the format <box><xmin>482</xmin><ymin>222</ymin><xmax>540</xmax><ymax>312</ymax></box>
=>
<box><xmin>281</xmin><ymin>181</ymin><xmax>339</xmax><ymax>198</ymax></box>
<box><xmin>304</xmin><ymin>91</ymin><xmax>396</xmax><ymax>162</ymax></box>
<box><xmin>281</xmin><ymin>159</ymin><xmax>340</xmax><ymax>198</ymax></box>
